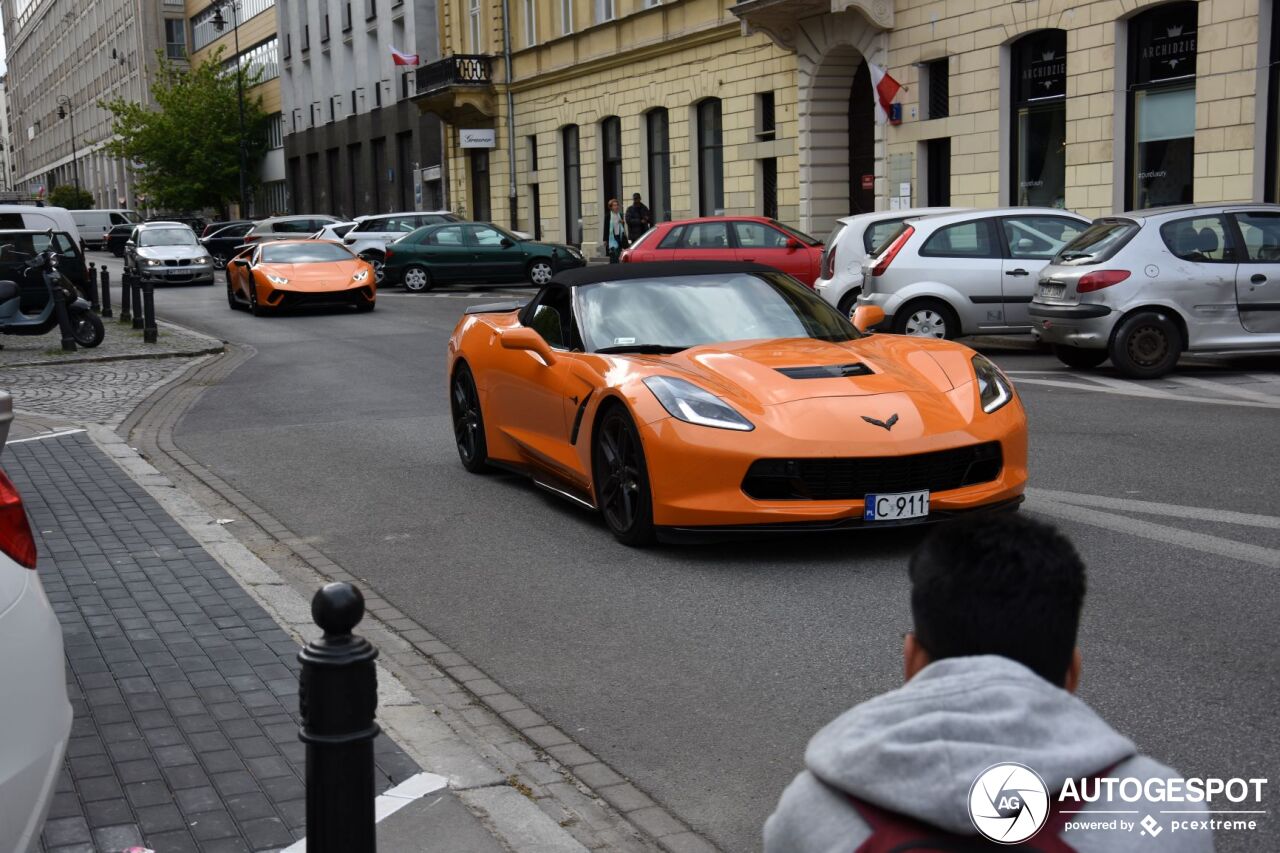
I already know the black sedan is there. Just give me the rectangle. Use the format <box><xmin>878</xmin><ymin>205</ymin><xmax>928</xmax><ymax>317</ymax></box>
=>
<box><xmin>201</xmin><ymin>222</ymin><xmax>256</xmax><ymax>269</ymax></box>
<box><xmin>105</xmin><ymin>224</ymin><xmax>134</xmax><ymax>257</ymax></box>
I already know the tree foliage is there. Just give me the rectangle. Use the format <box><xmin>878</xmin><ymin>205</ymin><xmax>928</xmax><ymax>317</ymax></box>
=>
<box><xmin>101</xmin><ymin>48</ymin><xmax>271</xmax><ymax>212</ymax></box>
<box><xmin>49</xmin><ymin>185</ymin><xmax>95</xmax><ymax>209</ymax></box>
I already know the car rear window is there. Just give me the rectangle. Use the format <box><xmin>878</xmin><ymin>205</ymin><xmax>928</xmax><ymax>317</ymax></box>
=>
<box><xmin>657</xmin><ymin>226</ymin><xmax>685</xmax><ymax>249</ymax></box>
<box><xmin>864</xmin><ymin>219</ymin><xmax>907</xmax><ymax>254</ymax></box>
<box><xmin>1158</xmin><ymin>215</ymin><xmax>1233</xmax><ymax>263</ymax></box>
<box><xmin>1053</xmin><ymin>220</ymin><xmax>1139</xmax><ymax>265</ymax></box>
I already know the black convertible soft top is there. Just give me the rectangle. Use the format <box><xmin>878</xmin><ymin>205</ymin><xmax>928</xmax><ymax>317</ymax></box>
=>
<box><xmin>551</xmin><ymin>260</ymin><xmax>776</xmax><ymax>287</ymax></box>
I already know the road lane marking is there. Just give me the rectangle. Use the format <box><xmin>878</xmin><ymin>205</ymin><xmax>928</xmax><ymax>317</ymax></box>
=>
<box><xmin>5</xmin><ymin>428</ymin><xmax>87</xmax><ymax>444</ymax></box>
<box><xmin>1025</xmin><ymin>496</ymin><xmax>1280</xmax><ymax>569</ymax></box>
<box><xmin>1168</xmin><ymin>374</ymin><xmax>1280</xmax><ymax>402</ymax></box>
<box><xmin>1026</xmin><ymin>488</ymin><xmax>1280</xmax><ymax>530</ymax></box>
<box><xmin>1011</xmin><ymin>376</ymin><xmax>1280</xmax><ymax>409</ymax></box>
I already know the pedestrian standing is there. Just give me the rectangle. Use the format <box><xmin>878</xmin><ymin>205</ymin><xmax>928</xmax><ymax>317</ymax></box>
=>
<box><xmin>625</xmin><ymin>193</ymin><xmax>651</xmax><ymax>242</ymax></box>
<box><xmin>603</xmin><ymin>198</ymin><xmax>629</xmax><ymax>263</ymax></box>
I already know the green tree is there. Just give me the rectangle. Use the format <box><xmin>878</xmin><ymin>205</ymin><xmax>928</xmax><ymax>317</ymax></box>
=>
<box><xmin>48</xmin><ymin>185</ymin><xmax>95</xmax><ymax>209</ymax></box>
<box><xmin>101</xmin><ymin>48</ymin><xmax>271</xmax><ymax>213</ymax></box>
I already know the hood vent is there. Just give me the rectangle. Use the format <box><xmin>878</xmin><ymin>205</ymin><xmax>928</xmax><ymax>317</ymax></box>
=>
<box><xmin>775</xmin><ymin>362</ymin><xmax>874</xmax><ymax>379</ymax></box>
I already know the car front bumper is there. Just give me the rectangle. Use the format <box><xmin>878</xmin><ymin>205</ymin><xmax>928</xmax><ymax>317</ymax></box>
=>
<box><xmin>1029</xmin><ymin>301</ymin><xmax>1115</xmax><ymax>347</ymax></box>
<box><xmin>261</xmin><ymin>284</ymin><xmax>376</xmax><ymax>309</ymax></box>
<box><xmin>138</xmin><ymin>265</ymin><xmax>214</xmax><ymax>285</ymax></box>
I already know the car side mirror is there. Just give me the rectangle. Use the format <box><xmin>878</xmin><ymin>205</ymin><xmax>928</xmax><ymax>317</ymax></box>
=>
<box><xmin>500</xmin><ymin>326</ymin><xmax>557</xmax><ymax>366</ymax></box>
<box><xmin>852</xmin><ymin>305</ymin><xmax>886</xmax><ymax>333</ymax></box>
<box><xmin>787</xmin><ymin>239</ymin><xmax>803</xmax><ymax>251</ymax></box>
<box><xmin>500</xmin><ymin>238</ymin><xmax>514</xmax><ymax>248</ymax></box>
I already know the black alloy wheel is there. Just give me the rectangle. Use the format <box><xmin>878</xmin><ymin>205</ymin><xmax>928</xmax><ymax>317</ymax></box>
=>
<box><xmin>248</xmin><ymin>274</ymin><xmax>266</xmax><ymax>316</ymax></box>
<box><xmin>226</xmin><ymin>277</ymin><xmax>242</xmax><ymax>311</ymax></box>
<box><xmin>592</xmin><ymin>407</ymin><xmax>656</xmax><ymax>546</ymax></box>
<box><xmin>213</xmin><ymin>254</ymin><xmax>228</xmax><ymax>270</ymax></box>
<box><xmin>1109</xmin><ymin>311</ymin><xmax>1181</xmax><ymax>379</ymax></box>
<box><xmin>72</xmin><ymin>312</ymin><xmax>105</xmax><ymax>347</ymax></box>
<box><xmin>451</xmin><ymin>364</ymin><xmax>489</xmax><ymax>473</ymax></box>
<box><xmin>1053</xmin><ymin>344</ymin><xmax>1109</xmax><ymax>370</ymax></box>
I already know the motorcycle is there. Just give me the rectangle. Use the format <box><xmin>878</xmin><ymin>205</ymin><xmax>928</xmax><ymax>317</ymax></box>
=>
<box><xmin>0</xmin><ymin>242</ymin><xmax>105</xmax><ymax>348</ymax></box>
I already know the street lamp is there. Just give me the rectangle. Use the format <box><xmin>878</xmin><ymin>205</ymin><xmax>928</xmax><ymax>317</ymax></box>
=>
<box><xmin>212</xmin><ymin>0</ymin><xmax>250</xmax><ymax>217</ymax></box>
<box><xmin>56</xmin><ymin>95</ymin><xmax>80</xmax><ymax>194</ymax></box>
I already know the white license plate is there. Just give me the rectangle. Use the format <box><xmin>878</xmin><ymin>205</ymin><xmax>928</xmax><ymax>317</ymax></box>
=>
<box><xmin>1038</xmin><ymin>284</ymin><xmax>1065</xmax><ymax>299</ymax></box>
<box><xmin>863</xmin><ymin>490</ymin><xmax>930</xmax><ymax>521</ymax></box>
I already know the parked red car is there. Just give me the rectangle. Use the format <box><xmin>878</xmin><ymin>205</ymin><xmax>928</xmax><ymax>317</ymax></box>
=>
<box><xmin>621</xmin><ymin>216</ymin><xmax>824</xmax><ymax>286</ymax></box>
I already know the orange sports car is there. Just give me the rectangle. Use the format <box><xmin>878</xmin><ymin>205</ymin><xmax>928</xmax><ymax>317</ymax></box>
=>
<box><xmin>447</xmin><ymin>262</ymin><xmax>1027</xmax><ymax>545</ymax></box>
<box><xmin>225</xmin><ymin>239</ymin><xmax>376</xmax><ymax>315</ymax></box>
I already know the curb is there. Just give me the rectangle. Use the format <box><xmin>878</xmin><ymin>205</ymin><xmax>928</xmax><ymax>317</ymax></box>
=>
<box><xmin>0</xmin><ymin>320</ymin><xmax>226</xmax><ymax>369</ymax></box>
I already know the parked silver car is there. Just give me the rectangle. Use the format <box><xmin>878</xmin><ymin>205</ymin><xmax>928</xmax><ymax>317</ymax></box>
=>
<box><xmin>1031</xmin><ymin>203</ymin><xmax>1280</xmax><ymax>378</ymax></box>
<box><xmin>243</xmin><ymin>215</ymin><xmax>343</xmax><ymax>246</ymax></box>
<box><xmin>858</xmin><ymin>208</ymin><xmax>1090</xmax><ymax>338</ymax></box>
<box><xmin>125</xmin><ymin>222</ymin><xmax>214</xmax><ymax>285</ymax></box>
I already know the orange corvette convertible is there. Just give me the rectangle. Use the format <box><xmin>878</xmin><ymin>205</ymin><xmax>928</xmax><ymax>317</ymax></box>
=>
<box><xmin>226</xmin><ymin>240</ymin><xmax>376</xmax><ymax>314</ymax></box>
<box><xmin>447</xmin><ymin>262</ymin><xmax>1027</xmax><ymax>545</ymax></box>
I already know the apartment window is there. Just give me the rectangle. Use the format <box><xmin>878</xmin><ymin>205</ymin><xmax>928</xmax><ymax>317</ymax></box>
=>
<box><xmin>321</xmin><ymin>13</ymin><xmax>330</xmax><ymax>43</ymax></box>
<box><xmin>1010</xmin><ymin>30</ymin><xmax>1066</xmax><ymax>207</ymax></box>
<box><xmin>595</xmin><ymin>0</ymin><xmax>614</xmax><ymax>24</ymax></box>
<box><xmin>600</xmin><ymin>117</ymin><xmax>622</xmax><ymax>210</ymax></box>
<box><xmin>561</xmin><ymin>0</ymin><xmax>573</xmax><ymax>34</ymax></box>
<box><xmin>1268</xmin><ymin>2</ymin><xmax>1280</xmax><ymax>201</ymax></box>
<box><xmin>562</xmin><ymin>125</ymin><xmax>582</xmax><ymax>244</ymax></box>
<box><xmin>925</xmin><ymin>138</ymin><xmax>951</xmax><ymax>205</ymax></box>
<box><xmin>347</xmin><ymin>143</ymin><xmax>363</xmax><ymax>214</ymax></box>
<box><xmin>696</xmin><ymin>98</ymin><xmax>723</xmax><ymax>216</ymax></box>
<box><xmin>326</xmin><ymin>148</ymin><xmax>341</xmax><ymax>216</ymax></box>
<box><xmin>469</xmin><ymin>0</ymin><xmax>482</xmax><ymax>52</ymax></box>
<box><xmin>761</xmin><ymin>159</ymin><xmax>778</xmax><ymax>219</ymax></box>
<box><xmin>302</xmin><ymin>24</ymin><xmax>310</xmax><ymax>51</ymax></box>
<box><xmin>646</xmin><ymin>108</ymin><xmax>670</xmax><ymax>223</ymax></box>
<box><xmin>343</xmin><ymin>2</ymin><xmax>352</xmax><ymax>31</ymax></box>
<box><xmin>266</xmin><ymin>113</ymin><xmax>284</xmax><ymax>149</ymax></box>
<box><xmin>756</xmin><ymin>92</ymin><xmax>775</xmax><ymax>140</ymax></box>
<box><xmin>925</xmin><ymin>58</ymin><xmax>949</xmax><ymax>119</ymax></box>
<box><xmin>371</xmin><ymin>137</ymin><xmax>386</xmax><ymax>212</ymax></box>
<box><xmin>164</xmin><ymin>19</ymin><xmax>186</xmax><ymax>59</ymax></box>
<box><xmin>328</xmin><ymin>95</ymin><xmax>337</xmax><ymax>122</ymax></box>
<box><xmin>528</xmin><ymin>135</ymin><xmax>539</xmax><ymax>171</ymax></box>
<box><xmin>366</xmin><ymin>0</ymin><xmax>377</xmax><ymax>22</ymax></box>
<box><xmin>523</xmin><ymin>0</ymin><xmax>537</xmax><ymax>46</ymax></box>
<box><xmin>1127</xmin><ymin>1</ymin><xmax>1197</xmax><ymax>209</ymax></box>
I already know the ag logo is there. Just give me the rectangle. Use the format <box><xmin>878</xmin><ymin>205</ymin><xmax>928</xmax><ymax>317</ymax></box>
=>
<box><xmin>968</xmin><ymin>763</ymin><xmax>1050</xmax><ymax>844</ymax></box>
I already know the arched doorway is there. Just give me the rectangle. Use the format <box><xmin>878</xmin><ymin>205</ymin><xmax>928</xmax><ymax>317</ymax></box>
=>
<box><xmin>848</xmin><ymin>61</ymin><xmax>875</xmax><ymax>215</ymax></box>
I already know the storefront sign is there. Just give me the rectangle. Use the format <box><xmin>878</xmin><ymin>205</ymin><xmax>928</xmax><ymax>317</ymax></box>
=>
<box><xmin>861</xmin><ymin>174</ymin><xmax>874</xmax><ymax>190</ymax></box>
<box><xmin>1132</xmin><ymin>2</ymin><xmax>1197</xmax><ymax>83</ymax></box>
<box><xmin>1015</xmin><ymin>30</ymin><xmax>1066</xmax><ymax>102</ymax></box>
<box><xmin>459</xmin><ymin>129</ymin><xmax>496</xmax><ymax>149</ymax></box>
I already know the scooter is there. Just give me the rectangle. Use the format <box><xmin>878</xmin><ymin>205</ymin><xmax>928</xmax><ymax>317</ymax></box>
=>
<box><xmin>0</xmin><ymin>243</ymin><xmax>105</xmax><ymax>348</ymax></box>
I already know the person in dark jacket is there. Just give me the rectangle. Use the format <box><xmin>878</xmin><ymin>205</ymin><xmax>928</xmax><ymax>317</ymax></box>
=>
<box><xmin>625</xmin><ymin>193</ymin><xmax>651</xmax><ymax>241</ymax></box>
<box><xmin>603</xmin><ymin>198</ymin><xmax>630</xmax><ymax>263</ymax></box>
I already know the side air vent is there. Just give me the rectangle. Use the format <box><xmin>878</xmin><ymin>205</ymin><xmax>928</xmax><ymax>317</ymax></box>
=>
<box><xmin>775</xmin><ymin>363</ymin><xmax>874</xmax><ymax>379</ymax></box>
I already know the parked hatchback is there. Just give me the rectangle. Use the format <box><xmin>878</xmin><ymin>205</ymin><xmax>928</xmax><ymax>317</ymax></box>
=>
<box><xmin>815</xmin><ymin>208</ymin><xmax>966</xmax><ymax>315</ymax></box>
<box><xmin>1031</xmin><ymin>203</ymin><xmax>1280</xmax><ymax>378</ymax></box>
<box><xmin>622</xmin><ymin>216</ymin><xmax>824</xmax><ymax>285</ymax></box>
<box><xmin>384</xmin><ymin>222</ymin><xmax>584</xmax><ymax>291</ymax></box>
<box><xmin>858</xmin><ymin>208</ymin><xmax>1090</xmax><ymax>338</ymax></box>
<box><xmin>242</xmin><ymin>215</ymin><xmax>343</xmax><ymax>246</ymax></box>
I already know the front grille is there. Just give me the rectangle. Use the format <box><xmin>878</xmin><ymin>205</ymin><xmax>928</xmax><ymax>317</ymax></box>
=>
<box><xmin>162</xmin><ymin>258</ymin><xmax>193</xmax><ymax>266</ymax></box>
<box><xmin>743</xmin><ymin>442</ymin><xmax>1002</xmax><ymax>501</ymax></box>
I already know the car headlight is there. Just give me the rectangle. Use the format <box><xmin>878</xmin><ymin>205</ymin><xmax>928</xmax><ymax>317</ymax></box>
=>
<box><xmin>144</xmin><ymin>258</ymin><xmax>163</xmax><ymax>266</ymax></box>
<box><xmin>194</xmin><ymin>255</ymin><xmax>212</xmax><ymax>265</ymax></box>
<box><xmin>972</xmin><ymin>355</ymin><xmax>1013</xmax><ymax>413</ymax></box>
<box><xmin>566</xmin><ymin>247</ymin><xmax>583</xmax><ymax>259</ymax></box>
<box><xmin>352</xmin><ymin>269</ymin><xmax>369</xmax><ymax>283</ymax></box>
<box><xmin>643</xmin><ymin>376</ymin><xmax>754</xmax><ymax>431</ymax></box>
<box><xmin>265</xmin><ymin>273</ymin><xmax>289</xmax><ymax>285</ymax></box>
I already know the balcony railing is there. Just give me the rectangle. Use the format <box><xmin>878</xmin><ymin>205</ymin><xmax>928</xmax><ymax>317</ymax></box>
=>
<box><xmin>415</xmin><ymin>54</ymin><xmax>492</xmax><ymax>96</ymax></box>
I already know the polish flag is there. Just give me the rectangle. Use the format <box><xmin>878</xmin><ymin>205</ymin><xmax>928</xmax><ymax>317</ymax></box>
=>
<box><xmin>390</xmin><ymin>46</ymin><xmax>419</xmax><ymax>66</ymax></box>
<box><xmin>868</xmin><ymin>63</ymin><xmax>902</xmax><ymax>124</ymax></box>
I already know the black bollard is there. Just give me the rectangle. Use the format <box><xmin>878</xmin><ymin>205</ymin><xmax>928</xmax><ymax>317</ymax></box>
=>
<box><xmin>119</xmin><ymin>271</ymin><xmax>132</xmax><ymax>324</ymax></box>
<box><xmin>298</xmin><ymin>583</ymin><xmax>379</xmax><ymax>853</ymax></box>
<box><xmin>51</xmin><ymin>284</ymin><xmax>78</xmax><ymax>352</ymax></box>
<box><xmin>131</xmin><ymin>274</ymin><xmax>144</xmax><ymax>330</ymax></box>
<box><xmin>100</xmin><ymin>267</ymin><xmax>112</xmax><ymax>318</ymax></box>
<box><xmin>86</xmin><ymin>262</ymin><xmax>100</xmax><ymax>312</ymax></box>
<box><xmin>142</xmin><ymin>281</ymin><xmax>157</xmax><ymax>343</ymax></box>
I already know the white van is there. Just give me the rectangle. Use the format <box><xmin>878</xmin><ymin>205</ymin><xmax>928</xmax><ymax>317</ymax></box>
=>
<box><xmin>0</xmin><ymin>205</ymin><xmax>80</xmax><ymax>245</ymax></box>
<box><xmin>70</xmin><ymin>209</ymin><xmax>142</xmax><ymax>249</ymax></box>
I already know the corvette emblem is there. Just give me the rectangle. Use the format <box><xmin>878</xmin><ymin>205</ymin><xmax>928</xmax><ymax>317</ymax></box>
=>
<box><xmin>862</xmin><ymin>413</ymin><xmax>899</xmax><ymax>431</ymax></box>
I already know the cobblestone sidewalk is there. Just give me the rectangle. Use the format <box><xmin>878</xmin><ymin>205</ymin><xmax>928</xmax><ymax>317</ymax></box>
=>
<box><xmin>0</xmin><ymin>320</ymin><xmax>223</xmax><ymax>368</ymax></box>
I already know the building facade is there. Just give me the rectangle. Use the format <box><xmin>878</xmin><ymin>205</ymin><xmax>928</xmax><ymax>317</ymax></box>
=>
<box><xmin>2</xmin><ymin>0</ymin><xmax>172</xmax><ymax>207</ymax></box>
<box><xmin>277</xmin><ymin>0</ymin><xmax>445</xmax><ymax>218</ymax></box>
<box><xmin>185</xmin><ymin>0</ymin><xmax>288</xmax><ymax>216</ymax></box>
<box><xmin>0</xmin><ymin>77</ymin><xmax>12</xmax><ymax>191</ymax></box>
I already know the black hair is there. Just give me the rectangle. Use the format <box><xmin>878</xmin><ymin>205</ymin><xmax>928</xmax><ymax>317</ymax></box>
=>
<box><xmin>908</xmin><ymin>513</ymin><xmax>1086</xmax><ymax>685</ymax></box>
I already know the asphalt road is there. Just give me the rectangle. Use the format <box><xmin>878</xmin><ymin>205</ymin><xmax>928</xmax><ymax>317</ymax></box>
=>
<box><xmin>95</xmin><ymin>251</ymin><xmax>1280</xmax><ymax>852</ymax></box>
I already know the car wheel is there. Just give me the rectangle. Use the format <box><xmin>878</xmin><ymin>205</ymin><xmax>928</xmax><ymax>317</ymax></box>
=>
<box><xmin>213</xmin><ymin>254</ymin><xmax>228</xmax><ymax>271</ymax></box>
<box><xmin>450</xmin><ymin>364</ymin><xmax>489</xmax><ymax>473</ymax></box>
<box><xmin>248</xmin><ymin>275</ymin><xmax>266</xmax><ymax>316</ymax></box>
<box><xmin>226</xmin><ymin>277</ymin><xmax>244</xmax><ymax>311</ymax></box>
<box><xmin>836</xmin><ymin>288</ymin><xmax>862</xmax><ymax>318</ymax></box>
<box><xmin>72</xmin><ymin>312</ymin><xmax>105</xmax><ymax>347</ymax></box>
<box><xmin>361</xmin><ymin>254</ymin><xmax>386</xmax><ymax>285</ymax></box>
<box><xmin>403</xmin><ymin>264</ymin><xmax>432</xmax><ymax>293</ymax></box>
<box><xmin>893</xmin><ymin>298</ymin><xmax>958</xmax><ymax>339</ymax></box>
<box><xmin>592</xmin><ymin>406</ymin><xmax>656</xmax><ymax>547</ymax></box>
<box><xmin>1109</xmin><ymin>311</ymin><xmax>1181</xmax><ymax>379</ymax></box>
<box><xmin>528</xmin><ymin>260</ymin><xmax>554</xmax><ymax>286</ymax></box>
<box><xmin>1053</xmin><ymin>344</ymin><xmax>1109</xmax><ymax>369</ymax></box>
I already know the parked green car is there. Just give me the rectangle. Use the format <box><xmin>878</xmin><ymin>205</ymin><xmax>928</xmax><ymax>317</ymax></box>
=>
<box><xmin>383</xmin><ymin>222</ymin><xmax>586</xmax><ymax>291</ymax></box>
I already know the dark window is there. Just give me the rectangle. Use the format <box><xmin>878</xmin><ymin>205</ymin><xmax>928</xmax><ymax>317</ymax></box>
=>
<box><xmin>562</xmin><ymin>125</ymin><xmax>581</xmax><ymax>244</ymax></box>
<box><xmin>326</xmin><ymin>148</ymin><xmax>340</xmax><ymax>217</ymax></box>
<box><xmin>733</xmin><ymin>221</ymin><xmax>789</xmax><ymax>249</ymax></box>
<box><xmin>757</xmin><ymin>92</ymin><xmax>775</xmax><ymax>139</ymax></box>
<box><xmin>1267</xmin><ymin>8</ymin><xmax>1280</xmax><ymax>201</ymax></box>
<box><xmin>920</xmin><ymin>220</ymin><xmax>997</xmax><ymax>258</ymax></box>
<box><xmin>761</xmin><ymin>159</ymin><xmax>778</xmax><ymax>220</ymax></box>
<box><xmin>396</xmin><ymin>132</ymin><xmax>414</xmax><ymax>210</ymax></box>
<box><xmin>1011</xmin><ymin>29</ymin><xmax>1066</xmax><ymax>207</ymax></box>
<box><xmin>322</xmin><ymin>14</ymin><xmax>330</xmax><ymax>42</ymax></box>
<box><xmin>370</xmin><ymin>138</ymin><xmax>386</xmax><ymax>212</ymax></box>
<box><xmin>164</xmin><ymin>19</ymin><xmax>186</xmax><ymax>60</ymax></box>
<box><xmin>697</xmin><ymin>99</ymin><xmax>724</xmax><ymax>216</ymax></box>
<box><xmin>525</xmin><ymin>285</ymin><xmax>577</xmax><ymax>349</ymax></box>
<box><xmin>646</xmin><ymin>109</ymin><xmax>671</xmax><ymax>223</ymax></box>
<box><xmin>683</xmin><ymin>222</ymin><xmax>730</xmax><ymax>248</ymax></box>
<box><xmin>343</xmin><ymin>2</ymin><xmax>353</xmax><ymax>31</ymax></box>
<box><xmin>469</xmin><ymin>150</ymin><xmax>491</xmax><ymax>222</ymax></box>
<box><xmin>1233</xmin><ymin>211</ymin><xmax>1280</xmax><ymax>261</ymax></box>
<box><xmin>926</xmin><ymin>138</ymin><xmax>951</xmax><ymax>205</ymax></box>
<box><xmin>1127</xmin><ymin>1</ymin><xmax>1197</xmax><ymax>209</ymax></box>
<box><xmin>1001</xmin><ymin>215</ymin><xmax>1085</xmax><ymax>259</ymax></box>
<box><xmin>305</xmin><ymin>152</ymin><xmax>320</xmax><ymax>211</ymax></box>
<box><xmin>527</xmin><ymin>135</ymin><xmax>539</xmax><ymax>171</ymax></box>
<box><xmin>347</xmin><ymin>143</ymin><xmax>362</xmax><ymax>215</ymax></box>
<box><xmin>926</xmin><ymin>58</ymin><xmax>949</xmax><ymax>119</ymax></box>
<box><xmin>1158</xmin><ymin>215</ymin><xmax>1232</xmax><ymax>262</ymax></box>
<box><xmin>657</xmin><ymin>225</ymin><xmax>685</xmax><ymax>249</ymax></box>
<box><xmin>288</xmin><ymin>157</ymin><xmax>303</xmax><ymax>213</ymax></box>
<box><xmin>428</xmin><ymin>226</ymin><xmax>465</xmax><ymax>245</ymax></box>
<box><xmin>600</xmin><ymin>116</ymin><xmax>622</xmax><ymax>209</ymax></box>
<box><xmin>530</xmin><ymin>184</ymin><xmax>542</xmax><ymax>240</ymax></box>
<box><xmin>366</xmin><ymin>0</ymin><xmax>377</xmax><ymax>21</ymax></box>
<box><xmin>864</xmin><ymin>219</ymin><xmax>907</xmax><ymax>254</ymax></box>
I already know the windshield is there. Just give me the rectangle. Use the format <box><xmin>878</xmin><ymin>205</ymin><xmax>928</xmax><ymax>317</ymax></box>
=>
<box><xmin>261</xmin><ymin>243</ymin><xmax>354</xmax><ymax>263</ymax></box>
<box><xmin>770</xmin><ymin>220</ymin><xmax>821</xmax><ymax>246</ymax></box>
<box><xmin>864</xmin><ymin>219</ymin><xmax>908</xmax><ymax>254</ymax></box>
<box><xmin>576</xmin><ymin>273</ymin><xmax>861</xmax><ymax>352</ymax></box>
<box><xmin>139</xmin><ymin>228</ymin><xmax>198</xmax><ymax>248</ymax></box>
<box><xmin>0</xmin><ymin>231</ymin><xmax>80</xmax><ymax>264</ymax></box>
<box><xmin>1052</xmin><ymin>220</ymin><xmax>1138</xmax><ymax>265</ymax></box>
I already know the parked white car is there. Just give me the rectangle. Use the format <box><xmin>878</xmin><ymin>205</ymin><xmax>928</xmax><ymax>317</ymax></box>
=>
<box><xmin>341</xmin><ymin>212</ymin><xmax>462</xmax><ymax>283</ymax></box>
<box><xmin>70</xmin><ymin>209</ymin><xmax>141</xmax><ymax>250</ymax></box>
<box><xmin>243</xmin><ymin>215</ymin><xmax>344</xmax><ymax>246</ymax></box>
<box><xmin>858</xmin><ymin>207</ymin><xmax>1090</xmax><ymax>338</ymax></box>
<box><xmin>314</xmin><ymin>221</ymin><xmax>359</xmax><ymax>243</ymax></box>
<box><xmin>0</xmin><ymin>205</ymin><xmax>80</xmax><ymax>249</ymax></box>
<box><xmin>815</xmin><ymin>208</ymin><xmax>965</xmax><ymax>315</ymax></box>
<box><xmin>0</xmin><ymin>392</ymin><xmax>73</xmax><ymax>853</ymax></box>
<box><xmin>1031</xmin><ymin>203</ymin><xmax>1280</xmax><ymax>377</ymax></box>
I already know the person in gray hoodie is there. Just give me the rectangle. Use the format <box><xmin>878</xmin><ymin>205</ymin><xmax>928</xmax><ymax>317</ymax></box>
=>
<box><xmin>765</xmin><ymin>514</ymin><xmax>1214</xmax><ymax>852</ymax></box>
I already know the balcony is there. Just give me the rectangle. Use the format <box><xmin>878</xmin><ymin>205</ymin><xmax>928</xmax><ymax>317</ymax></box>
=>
<box><xmin>411</xmin><ymin>54</ymin><xmax>495</xmax><ymax>123</ymax></box>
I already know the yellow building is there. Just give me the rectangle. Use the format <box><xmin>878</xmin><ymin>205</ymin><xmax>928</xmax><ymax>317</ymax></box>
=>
<box><xmin>185</xmin><ymin>0</ymin><xmax>287</xmax><ymax>215</ymax></box>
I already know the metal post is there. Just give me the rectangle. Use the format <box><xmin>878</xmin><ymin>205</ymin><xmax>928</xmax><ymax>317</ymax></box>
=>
<box><xmin>131</xmin><ymin>274</ymin><xmax>144</xmax><ymax>330</ymax></box>
<box><xmin>87</xmin><ymin>262</ymin><xmax>99</xmax><ymax>312</ymax></box>
<box><xmin>119</xmin><ymin>271</ymin><xmax>132</xmax><ymax>324</ymax></box>
<box><xmin>51</xmin><ymin>283</ymin><xmax>78</xmax><ymax>351</ymax></box>
<box><xmin>298</xmin><ymin>583</ymin><xmax>378</xmax><ymax>853</ymax></box>
<box><xmin>100</xmin><ymin>267</ymin><xmax>112</xmax><ymax>318</ymax></box>
<box><xmin>142</xmin><ymin>280</ymin><xmax>157</xmax><ymax>343</ymax></box>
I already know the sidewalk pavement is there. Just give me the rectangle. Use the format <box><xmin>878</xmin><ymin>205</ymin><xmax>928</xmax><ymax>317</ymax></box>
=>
<box><xmin>0</xmin><ymin>319</ymin><xmax>224</xmax><ymax>369</ymax></box>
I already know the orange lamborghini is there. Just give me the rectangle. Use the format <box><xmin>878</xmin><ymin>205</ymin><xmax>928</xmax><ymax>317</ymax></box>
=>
<box><xmin>226</xmin><ymin>239</ymin><xmax>376</xmax><ymax>315</ymax></box>
<box><xmin>447</xmin><ymin>262</ymin><xmax>1027</xmax><ymax>545</ymax></box>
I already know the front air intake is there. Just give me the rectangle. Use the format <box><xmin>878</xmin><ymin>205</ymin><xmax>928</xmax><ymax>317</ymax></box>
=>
<box><xmin>775</xmin><ymin>363</ymin><xmax>874</xmax><ymax>379</ymax></box>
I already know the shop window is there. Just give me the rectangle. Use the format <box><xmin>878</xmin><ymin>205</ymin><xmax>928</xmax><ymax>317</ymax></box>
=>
<box><xmin>1010</xmin><ymin>29</ymin><xmax>1066</xmax><ymax>207</ymax></box>
<box><xmin>646</xmin><ymin>109</ymin><xmax>671</xmax><ymax>223</ymax></box>
<box><xmin>469</xmin><ymin>149</ymin><xmax>491</xmax><ymax>222</ymax></box>
<box><xmin>696</xmin><ymin>98</ymin><xmax>724</xmax><ymax>216</ymax></box>
<box><xmin>562</xmin><ymin>125</ymin><xmax>581</xmax><ymax>245</ymax></box>
<box><xmin>600</xmin><ymin>117</ymin><xmax>622</xmax><ymax>210</ymax></box>
<box><xmin>1128</xmin><ymin>2</ymin><xmax>1198</xmax><ymax>209</ymax></box>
